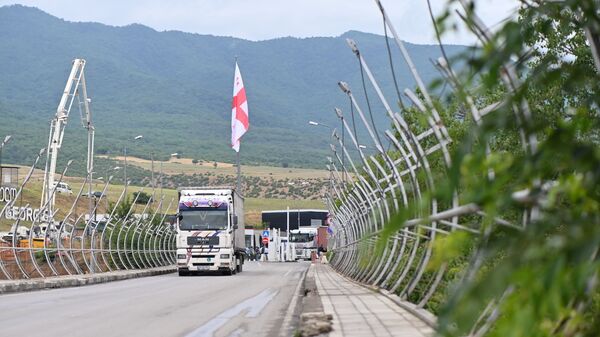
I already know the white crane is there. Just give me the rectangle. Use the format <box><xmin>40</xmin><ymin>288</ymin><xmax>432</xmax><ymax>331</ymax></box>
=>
<box><xmin>41</xmin><ymin>59</ymin><xmax>95</xmax><ymax>225</ymax></box>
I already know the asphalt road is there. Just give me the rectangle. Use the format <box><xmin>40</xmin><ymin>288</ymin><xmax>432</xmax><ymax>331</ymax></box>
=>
<box><xmin>0</xmin><ymin>261</ymin><xmax>309</xmax><ymax>337</ymax></box>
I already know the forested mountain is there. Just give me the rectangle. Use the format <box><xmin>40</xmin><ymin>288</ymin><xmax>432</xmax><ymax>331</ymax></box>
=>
<box><xmin>0</xmin><ymin>5</ymin><xmax>465</xmax><ymax>170</ymax></box>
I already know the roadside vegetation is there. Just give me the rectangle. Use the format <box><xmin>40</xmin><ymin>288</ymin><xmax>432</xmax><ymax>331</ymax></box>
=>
<box><xmin>333</xmin><ymin>1</ymin><xmax>600</xmax><ymax>336</ymax></box>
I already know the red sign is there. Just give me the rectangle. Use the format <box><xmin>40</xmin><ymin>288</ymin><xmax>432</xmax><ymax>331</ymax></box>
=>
<box><xmin>262</xmin><ymin>237</ymin><xmax>269</xmax><ymax>244</ymax></box>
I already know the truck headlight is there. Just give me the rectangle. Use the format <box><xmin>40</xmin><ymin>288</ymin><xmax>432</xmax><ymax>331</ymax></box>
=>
<box><xmin>177</xmin><ymin>254</ymin><xmax>187</xmax><ymax>260</ymax></box>
<box><xmin>220</xmin><ymin>254</ymin><xmax>230</xmax><ymax>259</ymax></box>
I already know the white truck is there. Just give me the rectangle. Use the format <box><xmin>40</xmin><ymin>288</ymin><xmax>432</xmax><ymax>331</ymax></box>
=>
<box><xmin>176</xmin><ymin>187</ymin><xmax>245</xmax><ymax>276</ymax></box>
<box><xmin>290</xmin><ymin>227</ymin><xmax>318</xmax><ymax>261</ymax></box>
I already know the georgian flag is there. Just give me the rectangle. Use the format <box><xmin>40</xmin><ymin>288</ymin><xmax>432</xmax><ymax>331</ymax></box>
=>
<box><xmin>231</xmin><ymin>62</ymin><xmax>249</xmax><ymax>152</ymax></box>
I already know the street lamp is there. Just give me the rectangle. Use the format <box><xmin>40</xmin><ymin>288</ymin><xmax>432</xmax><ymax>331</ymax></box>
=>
<box><xmin>308</xmin><ymin>121</ymin><xmax>331</xmax><ymax>129</ymax></box>
<box><xmin>133</xmin><ymin>135</ymin><xmax>154</xmax><ymax>203</ymax></box>
<box><xmin>309</xmin><ymin>118</ymin><xmax>346</xmax><ymax>182</ymax></box>
<box><xmin>124</xmin><ymin>135</ymin><xmax>143</xmax><ymax>196</ymax></box>
<box><xmin>102</xmin><ymin>166</ymin><xmax>119</xmax><ymax>210</ymax></box>
<box><xmin>0</xmin><ymin>135</ymin><xmax>12</xmax><ymax>187</ymax></box>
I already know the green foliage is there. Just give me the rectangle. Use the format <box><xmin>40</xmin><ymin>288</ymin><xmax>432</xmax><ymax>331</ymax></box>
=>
<box><xmin>109</xmin><ymin>197</ymin><xmax>133</xmax><ymax>221</ymax></box>
<box><xmin>0</xmin><ymin>5</ymin><xmax>465</xmax><ymax>170</ymax></box>
<box><xmin>132</xmin><ymin>191</ymin><xmax>152</xmax><ymax>204</ymax></box>
<box><xmin>427</xmin><ymin>231</ymin><xmax>472</xmax><ymax>272</ymax></box>
<box><xmin>334</xmin><ymin>0</ymin><xmax>600</xmax><ymax>335</ymax></box>
<box><xmin>429</xmin><ymin>1</ymin><xmax>600</xmax><ymax>336</ymax></box>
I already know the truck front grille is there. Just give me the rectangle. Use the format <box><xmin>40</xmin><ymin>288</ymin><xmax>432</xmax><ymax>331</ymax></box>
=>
<box><xmin>191</xmin><ymin>254</ymin><xmax>216</xmax><ymax>258</ymax></box>
<box><xmin>187</xmin><ymin>236</ymin><xmax>219</xmax><ymax>246</ymax></box>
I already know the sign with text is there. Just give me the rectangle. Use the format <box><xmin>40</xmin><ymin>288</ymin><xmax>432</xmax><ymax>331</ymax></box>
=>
<box><xmin>0</xmin><ymin>185</ymin><xmax>56</xmax><ymax>223</ymax></box>
<box><xmin>0</xmin><ymin>186</ymin><xmax>17</xmax><ymax>203</ymax></box>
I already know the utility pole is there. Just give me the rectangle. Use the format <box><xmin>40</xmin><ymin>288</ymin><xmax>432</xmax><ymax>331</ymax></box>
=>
<box><xmin>151</xmin><ymin>152</ymin><xmax>155</xmax><ymax>203</ymax></box>
<box><xmin>159</xmin><ymin>161</ymin><xmax>163</xmax><ymax>214</ymax></box>
<box><xmin>123</xmin><ymin>146</ymin><xmax>128</xmax><ymax>196</ymax></box>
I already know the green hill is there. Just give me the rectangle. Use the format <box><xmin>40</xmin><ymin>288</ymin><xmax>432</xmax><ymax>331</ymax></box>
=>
<box><xmin>0</xmin><ymin>5</ymin><xmax>465</xmax><ymax>173</ymax></box>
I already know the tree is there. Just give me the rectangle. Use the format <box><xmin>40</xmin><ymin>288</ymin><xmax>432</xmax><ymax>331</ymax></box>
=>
<box><xmin>132</xmin><ymin>191</ymin><xmax>152</xmax><ymax>204</ymax></box>
<box><xmin>426</xmin><ymin>2</ymin><xmax>600</xmax><ymax>336</ymax></box>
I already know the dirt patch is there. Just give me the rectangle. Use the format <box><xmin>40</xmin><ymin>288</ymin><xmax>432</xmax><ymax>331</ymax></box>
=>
<box><xmin>297</xmin><ymin>265</ymin><xmax>332</xmax><ymax>337</ymax></box>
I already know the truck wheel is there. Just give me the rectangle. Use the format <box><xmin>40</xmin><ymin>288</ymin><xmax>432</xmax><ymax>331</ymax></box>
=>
<box><xmin>178</xmin><ymin>270</ymin><xmax>189</xmax><ymax>276</ymax></box>
<box><xmin>236</xmin><ymin>259</ymin><xmax>243</xmax><ymax>273</ymax></box>
<box><xmin>231</xmin><ymin>257</ymin><xmax>238</xmax><ymax>275</ymax></box>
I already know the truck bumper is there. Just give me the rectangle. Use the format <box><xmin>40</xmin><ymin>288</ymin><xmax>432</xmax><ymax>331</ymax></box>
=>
<box><xmin>176</xmin><ymin>248</ymin><xmax>234</xmax><ymax>272</ymax></box>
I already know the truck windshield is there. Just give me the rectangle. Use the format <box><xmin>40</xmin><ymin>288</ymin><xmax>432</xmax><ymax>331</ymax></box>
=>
<box><xmin>179</xmin><ymin>209</ymin><xmax>228</xmax><ymax>230</ymax></box>
<box><xmin>290</xmin><ymin>233</ymin><xmax>314</xmax><ymax>243</ymax></box>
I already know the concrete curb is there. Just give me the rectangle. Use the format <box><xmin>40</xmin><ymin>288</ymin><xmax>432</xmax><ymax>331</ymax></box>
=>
<box><xmin>0</xmin><ymin>267</ymin><xmax>176</xmax><ymax>295</ymax></box>
<box><xmin>279</xmin><ymin>263</ymin><xmax>310</xmax><ymax>337</ymax></box>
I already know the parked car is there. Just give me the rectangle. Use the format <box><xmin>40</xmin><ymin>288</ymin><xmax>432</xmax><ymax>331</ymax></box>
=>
<box><xmin>53</xmin><ymin>182</ymin><xmax>73</xmax><ymax>194</ymax></box>
<box><xmin>0</xmin><ymin>225</ymin><xmax>30</xmax><ymax>242</ymax></box>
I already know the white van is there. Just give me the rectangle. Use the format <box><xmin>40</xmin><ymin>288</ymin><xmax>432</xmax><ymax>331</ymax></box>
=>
<box><xmin>53</xmin><ymin>182</ymin><xmax>73</xmax><ymax>194</ymax></box>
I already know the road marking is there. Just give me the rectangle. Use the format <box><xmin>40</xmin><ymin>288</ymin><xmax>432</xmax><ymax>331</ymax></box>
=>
<box><xmin>283</xmin><ymin>269</ymin><xmax>292</xmax><ymax>277</ymax></box>
<box><xmin>227</xmin><ymin>328</ymin><xmax>244</xmax><ymax>337</ymax></box>
<box><xmin>185</xmin><ymin>288</ymin><xmax>279</xmax><ymax>337</ymax></box>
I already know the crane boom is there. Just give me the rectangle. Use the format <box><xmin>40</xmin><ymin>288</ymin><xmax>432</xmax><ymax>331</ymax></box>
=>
<box><xmin>41</xmin><ymin>59</ymin><xmax>94</xmax><ymax>224</ymax></box>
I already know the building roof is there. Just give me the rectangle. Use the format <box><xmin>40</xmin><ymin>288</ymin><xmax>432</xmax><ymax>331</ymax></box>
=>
<box><xmin>261</xmin><ymin>209</ymin><xmax>328</xmax><ymax>214</ymax></box>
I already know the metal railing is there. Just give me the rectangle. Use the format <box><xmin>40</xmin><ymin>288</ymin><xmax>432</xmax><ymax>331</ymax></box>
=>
<box><xmin>0</xmin><ymin>148</ymin><xmax>176</xmax><ymax>280</ymax></box>
<box><xmin>323</xmin><ymin>0</ymin><xmax>595</xmax><ymax>333</ymax></box>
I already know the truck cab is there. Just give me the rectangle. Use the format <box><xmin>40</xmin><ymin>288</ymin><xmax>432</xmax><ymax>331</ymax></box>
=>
<box><xmin>290</xmin><ymin>227</ymin><xmax>317</xmax><ymax>261</ymax></box>
<box><xmin>176</xmin><ymin>188</ymin><xmax>245</xmax><ymax>276</ymax></box>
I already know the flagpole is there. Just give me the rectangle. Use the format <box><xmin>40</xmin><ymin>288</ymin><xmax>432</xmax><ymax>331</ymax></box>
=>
<box><xmin>236</xmin><ymin>151</ymin><xmax>241</xmax><ymax>193</ymax></box>
<box><xmin>232</xmin><ymin>55</ymin><xmax>246</xmax><ymax>194</ymax></box>
<box><xmin>234</xmin><ymin>55</ymin><xmax>241</xmax><ymax>194</ymax></box>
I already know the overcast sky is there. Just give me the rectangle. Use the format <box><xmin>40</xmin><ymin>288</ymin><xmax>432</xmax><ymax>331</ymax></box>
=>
<box><xmin>0</xmin><ymin>0</ymin><xmax>519</xmax><ymax>44</ymax></box>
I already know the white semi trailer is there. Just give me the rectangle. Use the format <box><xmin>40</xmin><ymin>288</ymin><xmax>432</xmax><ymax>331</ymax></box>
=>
<box><xmin>176</xmin><ymin>187</ymin><xmax>245</xmax><ymax>276</ymax></box>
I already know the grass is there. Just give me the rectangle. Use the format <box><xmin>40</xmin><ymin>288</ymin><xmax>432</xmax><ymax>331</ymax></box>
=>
<box><xmin>100</xmin><ymin>155</ymin><xmax>330</xmax><ymax>179</ymax></box>
<box><xmin>1</xmin><ymin>165</ymin><xmax>325</xmax><ymax>230</ymax></box>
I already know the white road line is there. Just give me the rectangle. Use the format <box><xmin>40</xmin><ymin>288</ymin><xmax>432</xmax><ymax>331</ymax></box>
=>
<box><xmin>185</xmin><ymin>288</ymin><xmax>279</xmax><ymax>337</ymax></box>
<box><xmin>283</xmin><ymin>269</ymin><xmax>292</xmax><ymax>277</ymax></box>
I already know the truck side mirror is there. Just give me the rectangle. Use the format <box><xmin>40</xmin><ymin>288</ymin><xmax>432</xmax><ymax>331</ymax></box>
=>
<box><xmin>233</xmin><ymin>215</ymin><xmax>239</xmax><ymax>226</ymax></box>
<box><xmin>178</xmin><ymin>214</ymin><xmax>183</xmax><ymax>221</ymax></box>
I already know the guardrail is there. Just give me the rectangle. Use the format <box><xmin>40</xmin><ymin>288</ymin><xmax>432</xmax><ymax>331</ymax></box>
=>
<box><xmin>325</xmin><ymin>0</ymin><xmax>600</xmax><ymax>335</ymax></box>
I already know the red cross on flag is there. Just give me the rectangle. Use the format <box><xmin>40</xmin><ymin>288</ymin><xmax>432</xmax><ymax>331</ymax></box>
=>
<box><xmin>231</xmin><ymin>62</ymin><xmax>249</xmax><ymax>152</ymax></box>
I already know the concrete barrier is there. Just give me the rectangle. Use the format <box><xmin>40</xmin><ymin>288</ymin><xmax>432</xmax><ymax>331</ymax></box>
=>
<box><xmin>0</xmin><ymin>266</ymin><xmax>176</xmax><ymax>294</ymax></box>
